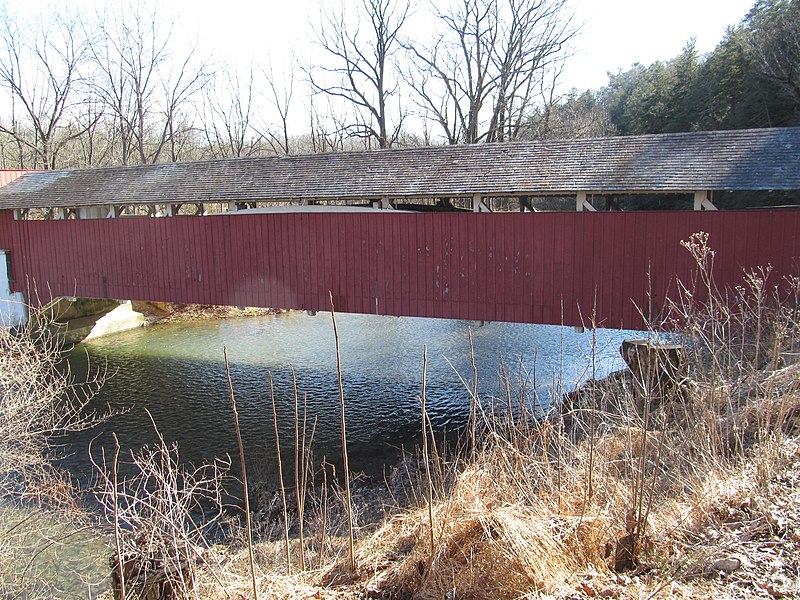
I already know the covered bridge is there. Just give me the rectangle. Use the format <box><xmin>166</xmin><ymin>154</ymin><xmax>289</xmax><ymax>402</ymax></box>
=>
<box><xmin>1</xmin><ymin>126</ymin><xmax>799</xmax><ymax>329</ymax></box>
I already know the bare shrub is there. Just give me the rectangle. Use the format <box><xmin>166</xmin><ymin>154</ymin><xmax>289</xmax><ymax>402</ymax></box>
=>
<box><xmin>91</xmin><ymin>412</ymin><xmax>232</xmax><ymax>600</ymax></box>
<box><xmin>0</xmin><ymin>309</ymin><xmax>108</xmax><ymax>597</ymax></box>
<box><xmin>0</xmin><ymin>314</ymin><xmax>103</xmax><ymax>499</ymax></box>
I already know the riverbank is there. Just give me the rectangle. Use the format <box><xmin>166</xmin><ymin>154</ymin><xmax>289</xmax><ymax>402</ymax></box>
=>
<box><xmin>208</xmin><ymin>433</ymin><xmax>800</xmax><ymax>599</ymax></box>
<box><xmin>6</xmin><ymin>244</ymin><xmax>800</xmax><ymax>597</ymax></box>
<box><xmin>186</xmin><ymin>365</ymin><xmax>800</xmax><ymax>599</ymax></box>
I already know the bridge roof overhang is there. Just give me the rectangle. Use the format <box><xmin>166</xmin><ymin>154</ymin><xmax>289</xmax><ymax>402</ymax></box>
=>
<box><xmin>0</xmin><ymin>127</ymin><xmax>799</xmax><ymax>210</ymax></box>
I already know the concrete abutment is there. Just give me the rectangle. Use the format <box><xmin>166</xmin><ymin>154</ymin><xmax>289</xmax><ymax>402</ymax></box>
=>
<box><xmin>0</xmin><ymin>249</ymin><xmax>26</xmax><ymax>328</ymax></box>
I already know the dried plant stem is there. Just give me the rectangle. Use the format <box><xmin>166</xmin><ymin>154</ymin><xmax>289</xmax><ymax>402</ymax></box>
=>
<box><xmin>420</xmin><ymin>344</ymin><xmax>435</xmax><ymax>557</ymax></box>
<box><xmin>292</xmin><ymin>367</ymin><xmax>306</xmax><ymax>571</ymax></box>
<box><xmin>329</xmin><ymin>291</ymin><xmax>355</xmax><ymax>571</ymax></box>
<box><xmin>111</xmin><ymin>433</ymin><xmax>125</xmax><ymax>600</ymax></box>
<box><xmin>302</xmin><ymin>401</ymin><xmax>316</xmax><ymax>569</ymax></box>
<box><xmin>320</xmin><ymin>458</ymin><xmax>329</xmax><ymax>568</ymax></box>
<box><xmin>468</xmin><ymin>327</ymin><xmax>478</xmax><ymax>460</ymax></box>
<box><xmin>224</xmin><ymin>347</ymin><xmax>259</xmax><ymax>600</ymax></box>
<box><xmin>586</xmin><ymin>322</ymin><xmax>597</xmax><ymax>503</ymax></box>
<box><xmin>269</xmin><ymin>371</ymin><xmax>292</xmax><ymax>575</ymax></box>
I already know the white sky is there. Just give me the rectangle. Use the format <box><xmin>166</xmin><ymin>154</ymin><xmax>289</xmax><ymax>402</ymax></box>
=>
<box><xmin>180</xmin><ymin>0</ymin><xmax>756</xmax><ymax>92</ymax></box>
<box><xmin>3</xmin><ymin>0</ymin><xmax>757</xmax><ymax>137</ymax></box>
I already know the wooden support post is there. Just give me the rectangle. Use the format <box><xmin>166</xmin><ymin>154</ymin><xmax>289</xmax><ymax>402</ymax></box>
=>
<box><xmin>372</xmin><ymin>197</ymin><xmax>394</xmax><ymax>209</ymax></box>
<box><xmin>693</xmin><ymin>190</ymin><xmax>717</xmax><ymax>211</ymax></box>
<box><xmin>519</xmin><ymin>196</ymin><xmax>535</xmax><ymax>212</ymax></box>
<box><xmin>576</xmin><ymin>191</ymin><xmax>596</xmax><ymax>212</ymax></box>
<box><xmin>472</xmin><ymin>193</ymin><xmax>491</xmax><ymax>213</ymax></box>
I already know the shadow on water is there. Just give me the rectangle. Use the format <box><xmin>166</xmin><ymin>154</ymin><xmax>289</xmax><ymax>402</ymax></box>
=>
<box><xmin>54</xmin><ymin>312</ymin><xmax>641</xmax><ymax>489</ymax></box>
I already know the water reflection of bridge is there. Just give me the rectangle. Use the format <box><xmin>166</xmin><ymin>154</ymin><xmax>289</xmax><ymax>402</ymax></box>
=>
<box><xmin>1</xmin><ymin>127</ymin><xmax>799</xmax><ymax>330</ymax></box>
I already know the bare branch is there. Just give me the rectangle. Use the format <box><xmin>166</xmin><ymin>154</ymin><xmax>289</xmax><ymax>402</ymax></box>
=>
<box><xmin>403</xmin><ymin>0</ymin><xmax>576</xmax><ymax>144</ymax></box>
<box><xmin>0</xmin><ymin>5</ymin><xmax>91</xmax><ymax>168</ymax></box>
<box><xmin>308</xmin><ymin>0</ymin><xmax>410</xmax><ymax>149</ymax></box>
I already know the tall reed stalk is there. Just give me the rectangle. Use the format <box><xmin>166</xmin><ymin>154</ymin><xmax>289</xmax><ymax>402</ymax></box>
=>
<box><xmin>269</xmin><ymin>371</ymin><xmax>292</xmax><ymax>575</ymax></box>
<box><xmin>420</xmin><ymin>345</ymin><xmax>435</xmax><ymax>557</ymax></box>
<box><xmin>320</xmin><ymin>458</ymin><xmax>329</xmax><ymax>568</ymax></box>
<box><xmin>224</xmin><ymin>347</ymin><xmax>258</xmax><ymax>600</ymax></box>
<box><xmin>468</xmin><ymin>327</ymin><xmax>478</xmax><ymax>460</ymax></box>
<box><xmin>292</xmin><ymin>367</ymin><xmax>306</xmax><ymax>571</ymax></box>
<box><xmin>329</xmin><ymin>291</ymin><xmax>355</xmax><ymax>570</ymax></box>
<box><xmin>111</xmin><ymin>433</ymin><xmax>125</xmax><ymax>600</ymax></box>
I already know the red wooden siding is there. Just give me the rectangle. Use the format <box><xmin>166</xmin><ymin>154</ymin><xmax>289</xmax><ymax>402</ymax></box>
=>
<box><xmin>1</xmin><ymin>209</ymin><xmax>798</xmax><ymax>330</ymax></box>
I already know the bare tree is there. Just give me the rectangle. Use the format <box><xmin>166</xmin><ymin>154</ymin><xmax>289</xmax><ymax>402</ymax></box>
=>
<box><xmin>307</xmin><ymin>94</ymin><xmax>349</xmax><ymax>153</ymax></box>
<box><xmin>309</xmin><ymin>0</ymin><xmax>410</xmax><ymax>149</ymax></box>
<box><xmin>521</xmin><ymin>88</ymin><xmax>617</xmax><ymax>140</ymax></box>
<box><xmin>88</xmin><ymin>0</ymin><xmax>208</xmax><ymax>165</ymax></box>
<box><xmin>73</xmin><ymin>95</ymin><xmax>117</xmax><ymax>167</ymax></box>
<box><xmin>404</xmin><ymin>0</ymin><xmax>497</xmax><ymax>144</ymax></box>
<box><xmin>261</xmin><ymin>62</ymin><xmax>296</xmax><ymax>155</ymax></box>
<box><xmin>202</xmin><ymin>66</ymin><xmax>263</xmax><ymax>159</ymax></box>
<box><xmin>745</xmin><ymin>0</ymin><xmax>800</xmax><ymax>117</ymax></box>
<box><xmin>404</xmin><ymin>0</ymin><xmax>575</xmax><ymax>144</ymax></box>
<box><xmin>162</xmin><ymin>51</ymin><xmax>207</xmax><ymax>163</ymax></box>
<box><xmin>0</xmin><ymin>6</ymin><xmax>95</xmax><ymax>169</ymax></box>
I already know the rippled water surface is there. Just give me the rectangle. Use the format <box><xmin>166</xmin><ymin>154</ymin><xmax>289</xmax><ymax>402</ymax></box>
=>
<box><xmin>59</xmin><ymin>312</ymin><xmax>641</xmax><ymax>482</ymax></box>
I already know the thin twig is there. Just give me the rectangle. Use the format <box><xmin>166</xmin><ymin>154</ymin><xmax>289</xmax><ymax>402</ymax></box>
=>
<box><xmin>420</xmin><ymin>344</ymin><xmax>435</xmax><ymax>557</ymax></box>
<box><xmin>224</xmin><ymin>347</ymin><xmax>259</xmax><ymax>599</ymax></box>
<box><xmin>329</xmin><ymin>291</ymin><xmax>355</xmax><ymax>571</ymax></box>
<box><xmin>269</xmin><ymin>371</ymin><xmax>292</xmax><ymax>575</ymax></box>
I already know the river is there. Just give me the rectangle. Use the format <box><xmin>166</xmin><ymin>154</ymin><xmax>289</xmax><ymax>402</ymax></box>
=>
<box><xmin>57</xmin><ymin>311</ymin><xmax>641</xmax><ymax>488</ymax></box>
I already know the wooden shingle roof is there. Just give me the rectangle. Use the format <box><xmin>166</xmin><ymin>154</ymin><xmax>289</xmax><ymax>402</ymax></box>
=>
<box><xmin>1</xmin><ymin>127</ymin><xmax>798</xmax><ymax>209</ymax></box>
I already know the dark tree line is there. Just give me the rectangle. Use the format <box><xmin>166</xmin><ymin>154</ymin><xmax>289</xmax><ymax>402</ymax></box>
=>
<box><xmin>596</xmin><ymin>0</ymin><xmax>800</xmax><ymax>135</ymax></box>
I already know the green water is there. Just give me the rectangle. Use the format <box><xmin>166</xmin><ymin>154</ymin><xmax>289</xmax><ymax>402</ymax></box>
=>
<box><xmin>58</xmin><ymin>312</ymin><xmax>638</xmax><ymax>484</ymax></box>
<box><xmin>0</xmin><ymin>502</ymin><xmax>110</xmax><ymax>598</ymax></box>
